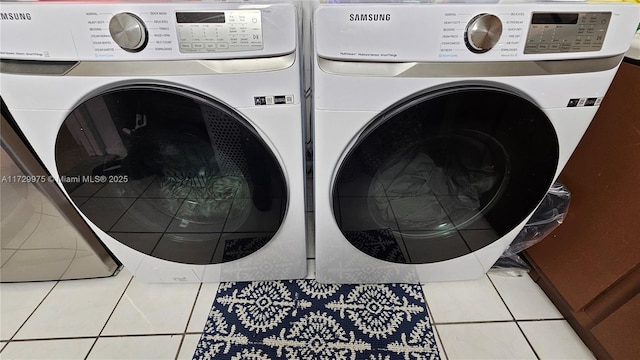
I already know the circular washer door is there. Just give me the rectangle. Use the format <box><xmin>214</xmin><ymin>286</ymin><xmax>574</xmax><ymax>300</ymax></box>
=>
<box><xmin>55</xmin><ymin>85</ymin><xmax>287</xmax><ymax>265</ymax></box>
<box><xmin>332</xmin><ymin>86</ymin><xmax>559</xmax><ymax>264</ymax></box>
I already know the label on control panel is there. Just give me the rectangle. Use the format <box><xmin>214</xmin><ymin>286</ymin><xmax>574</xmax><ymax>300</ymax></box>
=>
<box><xmin>86</xmin><ymin>12</ymin><xmax>117</xmax><ymax>57</ymax></box>
<box><xmin>176</xmin><ymin>10</ymin><xmax>263</xmax><ymax>53</ymax></box>
<box><xmin>438</xmin><ymin>11</ymin><xmax>527</xmax><ymax>59</ymax></box>
<box><xmin>525</xmin><ymin>12</ymin><xmax>611</xmax><ymax>54</ymax></box>
<box><xmin>84</xmin><ymin>10</ymin><xmax>179</xmax><ymax>57</ymax></box>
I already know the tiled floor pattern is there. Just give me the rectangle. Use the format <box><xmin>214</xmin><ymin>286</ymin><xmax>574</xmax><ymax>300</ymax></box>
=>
<box><xmin>1</xmin><ymin>178</ymin><xmax>594</xmax><ymax>359</ymax></box>
<box><xmin>0</xmin><ymin>260</ymin><xmax>595</xmax><ymax>360</ymax></box>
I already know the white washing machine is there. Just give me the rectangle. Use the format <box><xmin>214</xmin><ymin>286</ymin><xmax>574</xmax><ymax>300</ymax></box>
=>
<box><xmin>313</xmin><ymin>2</ymin><xmax>640</xmax><ymax>283</ymax></box>
<box><xmin>1</xmin><ymin>0</ymin><xmax>307</xmax><ymax>283</ymax></box>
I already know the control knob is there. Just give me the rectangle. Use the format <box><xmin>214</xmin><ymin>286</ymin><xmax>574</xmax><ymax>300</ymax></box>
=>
<box><xmin>465</xmin><ymin>14</ymin><xmax>502</xmax><ymax>53</ymax></box>
<box><xmin>109</xmin><ymin>12</ymin><xmax>148</xmax><ymax>52</ymax></box>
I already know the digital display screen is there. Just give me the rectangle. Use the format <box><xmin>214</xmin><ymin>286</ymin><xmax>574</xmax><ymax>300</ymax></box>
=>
<box><xmin>176</xmin><ymin>12</ymin><xmax>225</xmax><ymax>24</ymax></box>
<box><xmin>531</xmin><ymin>13</ymin><xmax>579</xmax><ymax>25</ymax></box>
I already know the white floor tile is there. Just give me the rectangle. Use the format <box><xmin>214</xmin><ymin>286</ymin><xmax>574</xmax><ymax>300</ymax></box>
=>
<box><xmin>0</xmin><ymin>281</ymin><xmax>55</xmax><ymax>340</ymax></box>
<box><xmin>423</xmin><ymin>276</ymin><xmax>512</xmax><ymax>323</ymax></box>
<box><xmin>87</xmin><ymin>335</ymin><xmax>182</xmax><ymax>360</ymax></box>
<box><xmin>437</xmin><ymin>322</ymin><xmax>537</xmax><ymax>360</ymax></box>
<box><xmin>432</xmin><ymin>324</ymin><xmax>448</xmax><ymax>360</ymax></box>
<box><xmin>0</xmin><ymin>338</ymin><xmax>95</xmax><ymax>359</ymax></box>
<box><xmin>489</xmin><ymin>273</ymin><xmax>562</xmax><ymax>320</ymax></box>
<box><xmin>177</xmin><ymin>334</ymin><xmax>201</xmax><ymax>360</ymax></box>
<box><xmin>101</xmin><ymin>278</ymin><xmax>199</xmax><ymax>335</ymax></box>
<box><xmin>13</xmin><ymin>270</ymin><xmax>131</xmax><ymax>339</ymax></box>
<box><xmin>519</xmin><ymin>320</ymin><xmax>596</xmax><ymax>359</ymax></box>
<box><xmin>186</xmin><ymin>283</ymin><xmax>219</xmax><ymax>333</ymax></box>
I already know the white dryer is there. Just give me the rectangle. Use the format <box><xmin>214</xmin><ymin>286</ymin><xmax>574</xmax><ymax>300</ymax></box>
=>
<box><xmin>1</xmin><ymin>0</ymin><xmax>307</xmax><ymax>283</ymax></box>
<box><xmin>312</xmin><ymin>2</ymin><xmax>639</xmax><ymax>283</ymax></box>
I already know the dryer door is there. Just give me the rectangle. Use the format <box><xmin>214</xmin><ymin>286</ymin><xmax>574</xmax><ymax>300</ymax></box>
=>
<box><xmin>55</xmin><ymin>86</ymin><xmax>287</xmax><ymax>265</ymax></box>
<box><xmin>332</xmin><ymin>86</ymin><xmax>559</xmax><ymax>264</ymax></box>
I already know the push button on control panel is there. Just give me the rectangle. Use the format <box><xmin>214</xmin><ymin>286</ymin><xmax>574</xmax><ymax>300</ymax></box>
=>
<box><xmin>525</xmin><ymin>11</ymin><xmax>611</xmax><ymax>54</ymax></box>
<box><xmin>176</xmin><ymin>10</ymin><xmax>263</xmax><ymax>53</ymax></box>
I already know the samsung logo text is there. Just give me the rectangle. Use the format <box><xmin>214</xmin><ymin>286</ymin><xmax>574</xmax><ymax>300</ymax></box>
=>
<box><xmin>1</xmin><ymin>12</ymin><xmax>32</xmax><ymax>21</ymax></box>
<box><xmin>349</xmin><ymin>13</ymin><xmax>391</xmax><ymax>22</ymax></box>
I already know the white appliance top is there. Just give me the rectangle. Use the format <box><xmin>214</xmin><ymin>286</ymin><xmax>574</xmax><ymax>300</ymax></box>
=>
<box><xmin>0</xmin><ymin>1</ymin><xmax>297</xmax><ymax>61</ymax></box>
<box><xmin>315</xmin><ymin>2</ymin><xmax>640</xmax><ymax>62</ymax></box>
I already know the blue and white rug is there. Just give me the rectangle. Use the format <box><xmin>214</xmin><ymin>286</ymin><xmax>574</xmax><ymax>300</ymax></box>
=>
<box><xmin>193</xmin><ymin>280</ymin><xmax>440</xmax><ymax>360</ymax></box>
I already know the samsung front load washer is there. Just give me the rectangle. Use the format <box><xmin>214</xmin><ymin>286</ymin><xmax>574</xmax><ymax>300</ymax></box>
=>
<box><xmin>1</xmin><ymin>0</ymin><xmax>307</xmax><ymax>283</ymax></box>
<box><xmin>312</xmin><ymin>2</ymin><xmax>639</xmax><ymax>283</ymax></box>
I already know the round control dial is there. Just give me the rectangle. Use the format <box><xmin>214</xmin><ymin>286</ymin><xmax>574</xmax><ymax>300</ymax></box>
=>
<box><xmin>465</xmin><ymin>14</ymin><xmax>503</xmax><ymax>53</ymax></box>
<box><xmin>109</xmin><ymin>12</ymin><xmax>148</xmax><ymax>52</ymax></box>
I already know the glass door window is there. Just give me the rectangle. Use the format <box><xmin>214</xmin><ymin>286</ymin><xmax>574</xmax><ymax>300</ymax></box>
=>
<box><xmin>333</xmin><ymin>87</ymin><xmax>559</xmax><ymax>264</ymax></box>
<box><xmin>55</xmin><ymin>86</ymin><xmax>287</xmax><ymax>265</ymax></box>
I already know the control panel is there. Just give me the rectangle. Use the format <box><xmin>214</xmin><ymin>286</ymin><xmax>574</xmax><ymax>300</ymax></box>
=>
<box><xmin>0</xmin><ymin>2</ymin><xmax>295</xmax><ymax>61</ymax></box>
<box><xmin>524</xmin><ymin>12</ymin><xmax>611</xmax><ymax>54</ymax></box>
<box><xmin>438</xmin><ymin>11</ymin><xmax>528</xmax><ymax>58</ymax></box>
<box><xmin>314</xmin><ymin>3</ymin><xmax>637</xmax><ymax>63</ymax></box>
<box><xmin>175</xmin><ymin>10</ymin><xmax>263</xmax><ymax>53</ymax></box>
<box><xmin>106</xmin><ymin>10</ymin><xmax>263</xmax><ymax>54</ymax></box>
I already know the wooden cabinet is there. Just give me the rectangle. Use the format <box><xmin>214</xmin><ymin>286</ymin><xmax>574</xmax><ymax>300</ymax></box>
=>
<box><xmin>525</xmin><ymin>60</ymin><xmax>640</xmax><ymax>360</ymax></box>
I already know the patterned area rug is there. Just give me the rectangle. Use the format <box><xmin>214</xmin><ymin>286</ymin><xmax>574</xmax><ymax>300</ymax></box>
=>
<box><xmin>192</xmin><ymin>280</ymin><xmax>440</xmax><ymax>360</ymax></box>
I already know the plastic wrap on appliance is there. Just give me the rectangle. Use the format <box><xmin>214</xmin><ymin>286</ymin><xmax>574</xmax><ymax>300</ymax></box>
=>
<box><xmin>490</xmin><ymin>181</ymin><xmax>571</xmax><ymax>276</ymax></box>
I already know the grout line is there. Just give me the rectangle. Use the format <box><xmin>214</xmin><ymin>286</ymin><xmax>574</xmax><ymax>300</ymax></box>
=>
<box><xmin>419</xmin><ymin>284</ymin><xmax>449</xmax><ymax>360</ymax></box>
<box><xmin>483</xmin><ymin>275</ymin><xmax>541</xmax><ymax>359</ymax></box>
<box><xmin>7</xmin><ymin>336</ymin><xmax>98</xmax><ymax>343</ymax></box>
<box><xmin>6</xmin><ymin>280</ymin><xmax>60</xmax><ymax>343</ymax></box>
<box><xmin>486</xmin><ymin>273</ymin><xmax>564</xmax><ymax>322</ymax></box>
<box><xmin>516</xmin><ymin>318</ymin><xmax>565</xmax><ymax>322</ymax></box>
<box><xmin>431</xmin><ymin>325</ymin><xmax>447</xmax><ymax>360</ymax></box>
<box><xmin>431</xmin><ymin>319</ymin><xmax>520</xmax><ymax>326</ymax></box>
<box><xmin>487</xmin><ymin>274</ymin><xmax>517</xmax><ymax>321</ymax></box>
<box><xmin>182</xmin><ymin>283</ymin><xmax>204</xmax><ymax>334</ymax></box>
<box><xmin>84</xmin><ymin>274</ymin><xmax>134</xmax><ymax>360</ymax></box>
<box><xmin>4</xmin><ymin>333</ymin><xmax>200</xmax><ymax>343</ymax></box>
<box><xmin>175</xmin><ymin>282</ymin><xmax>205</xmax><ymax>360</ymax></box>
<box><xmin>175</xmin><ymin>334</ymin><xmax>187</xmax><ymax>360</ymax></box>
<box><xmin>95</xmin><ymin>333</ymin><xmax>186</xmax><ymax>339</ymax></box>
<box><xmin>515</xmin><ymin>321</ymin><xmax>541</xmax><ymax>360</ymax></box>
<box><xmin>184</xmin><ymin>331</ymin><xmax>205</xmax><ymax>335</ymax></box>
<box><xmin>181</xmin><ymin>282</ymin><xmax>222</xmax><ymax>359</ymax></box>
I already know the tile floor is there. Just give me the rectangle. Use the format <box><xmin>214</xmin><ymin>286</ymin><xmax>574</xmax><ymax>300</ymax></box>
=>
<box><xmin>1</xmin><ymin>255</ymin><xmax>595</xmax><ymax>360</ymax></box>
<box><xmin>2</xmin><ymin>175</ymin><xmax>594</xmax><ymax>360</ymax></box>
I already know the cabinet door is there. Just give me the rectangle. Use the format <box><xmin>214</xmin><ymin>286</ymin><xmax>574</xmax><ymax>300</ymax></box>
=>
<box><xmin>591</xmin><ymin>293</ymin><xmax>640</xmax><ymax>360</ymax></box>
<box><xmin>526</xmin><ymin>61</ymin><xmax>640</xmax><ymax>312</ymax></box>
